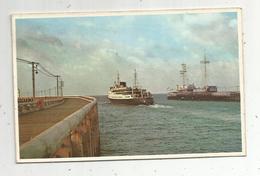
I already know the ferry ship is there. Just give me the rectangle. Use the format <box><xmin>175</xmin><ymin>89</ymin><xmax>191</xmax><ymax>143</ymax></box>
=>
<box><xmin>108</xmin><ymin>70</ymin><xmax>154</xmax><ymax>105</ymax></box>
<box><xmin>167</xmin><ymin>56</ymin><xmax>240</xmax><ymax>102</ymax></box>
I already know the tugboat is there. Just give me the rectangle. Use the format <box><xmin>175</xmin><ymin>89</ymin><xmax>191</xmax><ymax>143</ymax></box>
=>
<box><xmin>167</xmin><ymin>55</ymin><xmax>240</xmax><ymax>102</ymax></box>
<box><xmin>108</xmin><ymin>69</ymin><xmax>154</xmax><ymax>105</ymax></box>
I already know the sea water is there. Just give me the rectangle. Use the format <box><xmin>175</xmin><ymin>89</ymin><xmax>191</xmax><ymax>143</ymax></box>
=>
<box><xmin>97</xmin><ymin>94</ymin><xmax>242</xmax><ymax>156</ymax></box>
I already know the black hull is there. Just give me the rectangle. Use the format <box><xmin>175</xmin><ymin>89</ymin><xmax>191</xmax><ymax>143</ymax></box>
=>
<box><xmin>167</xmin><ymin>92</ymin><xmax>240</xmax><ymax>102</ymax></box>
<box><xmin>108</xmin><ymin>97</ymin><xmax>154</xmax><ymax>105</ymax></box>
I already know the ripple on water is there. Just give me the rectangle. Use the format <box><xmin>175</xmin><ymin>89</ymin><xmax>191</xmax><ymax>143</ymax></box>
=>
<box><xmin>98</xmin><ymin>94</ymin><xmax>242</xmax><ymax>156</ymax></box>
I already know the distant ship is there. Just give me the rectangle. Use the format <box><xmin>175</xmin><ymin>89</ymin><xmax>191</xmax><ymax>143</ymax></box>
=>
<box><xmin>108</xmin><ymin>70</ymin><xmax>154</xmax><ymax>105</ymax></box>
<box><xmin>167</xmin><ymin>55</ymin><xmax>240</xmax><ymax>102</ymax></box>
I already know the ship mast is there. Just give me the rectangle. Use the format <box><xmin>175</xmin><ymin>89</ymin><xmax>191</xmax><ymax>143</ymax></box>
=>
<box><xmin>180</xmin><ymin>64</ymin><xmax>187</xmax><ymax>87</ymax></box>
<box><xmin>117</xmin><ymin>71</ymin><xmax>120</xmax><ymax>85</ymax></box>
<box><xmin>200</xmin><ymin>53</ymin><xmax>210</xmax><ymax>87</ymax></box>
<box><xmin>134</xmin><ymin>69</ymin><xmax>138</xmax><ymax>88</ymax></box>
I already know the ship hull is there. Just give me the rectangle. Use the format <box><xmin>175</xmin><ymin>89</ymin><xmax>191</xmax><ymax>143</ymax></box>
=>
<box><xmin>108</xmin><ymin>97</ymin><xmax>154</xmax><ymax>105</ymax></box>
<box><xmin>167</xmin><ymin>92</ymin><xmax>240</xmax><ymax>102</ymax></box>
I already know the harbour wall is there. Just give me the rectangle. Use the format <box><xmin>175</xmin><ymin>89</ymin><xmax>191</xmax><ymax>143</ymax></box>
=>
<box><xmin>167</xmin><ymin>91</ymin><xmax>240</xmax><ymax>101</ymax></box>
<box><xmin>19</xmin><ymin>96</ymin><xmax>100</xmax><ymax>159</ymax></box>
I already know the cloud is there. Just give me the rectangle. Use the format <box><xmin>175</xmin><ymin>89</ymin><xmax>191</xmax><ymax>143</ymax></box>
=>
<box><xmin>165</xmin><ymin>13</ymin><xmax>238</xmax><ymax>61</ymax></box>
<box><xmin>15</xmin><ymin>12</ymin><xmax>240</xmax><ymax>95</ymax></box>
<box><xmin>28</xmin><ymin>34</ymin><xmax>63</xmax><ymax>46</ymax></box>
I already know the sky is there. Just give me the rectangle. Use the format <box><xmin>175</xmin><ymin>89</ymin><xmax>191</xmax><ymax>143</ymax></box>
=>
<box><xmin>15</xmin><ymin>11</ymin><xmax>240</xmax><ymax>96</ymax></box>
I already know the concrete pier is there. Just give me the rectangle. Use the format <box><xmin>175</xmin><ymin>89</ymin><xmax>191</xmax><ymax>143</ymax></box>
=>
<box><xmin>19</xmin><ymin>96</ymin><xmax>100</xmax><ymax>159</ymax></box>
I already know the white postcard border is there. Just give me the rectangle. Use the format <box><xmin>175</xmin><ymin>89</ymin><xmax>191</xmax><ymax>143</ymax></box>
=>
<box><xmin>11</xmin><ymin>7</ymin><xmax>246</xmax><ymax>163</ymax></box>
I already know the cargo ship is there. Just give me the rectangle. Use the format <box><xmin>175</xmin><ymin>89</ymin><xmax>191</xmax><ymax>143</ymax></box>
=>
<box><xmin>167</xmin><ymin>56</ymin><xmax>240</xmax><ymax>102</ymax></box>
<box><xmin>108</xmin><ymin>70</ymin><xmax>154</xmax><ymax>105</ymax></box>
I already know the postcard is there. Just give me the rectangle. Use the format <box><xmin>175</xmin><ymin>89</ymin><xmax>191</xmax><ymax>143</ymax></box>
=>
<box><xmin>12</xmin><ymin>8</ymin><xmax>245</xmax><ymax>163</ymax></box>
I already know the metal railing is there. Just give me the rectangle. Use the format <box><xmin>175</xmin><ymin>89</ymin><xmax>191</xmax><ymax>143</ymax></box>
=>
<box><xmin>18</xmin><ymin>97</ymin><xmax>65</xmax><ymax>115</ymax></box>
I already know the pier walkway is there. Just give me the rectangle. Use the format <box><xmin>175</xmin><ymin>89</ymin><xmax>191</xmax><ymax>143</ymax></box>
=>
<box><xmin>18</xmin><ymin>96</ymin><xmax>100</xmax><ymax>159</ymax></box>
<box><xmin>19</xmin><ymin>98</ymin><xmax>87</xmax><ymax>145</ymax></box>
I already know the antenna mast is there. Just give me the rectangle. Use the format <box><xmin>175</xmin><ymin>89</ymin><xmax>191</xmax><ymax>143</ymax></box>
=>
<box><xmin>180</xmin><ymin>64</ymin><xmax>187</xmax><ymax>87</ymax></box>
<box><xmin>200</xmin><ymin>53</ymin><xmax>210</xmax><ymax>87</ymax></box>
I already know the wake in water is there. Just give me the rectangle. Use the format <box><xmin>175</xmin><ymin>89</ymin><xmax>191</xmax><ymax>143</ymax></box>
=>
<box><xmin>98</xmin><ymin>101</ymin><xmax>110</xmax><ymax>105</ymax></box>
<box><xmin>148</xmin><ymin>104</ymin><xmax>173</xmax><ymax>109</ymax></box>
